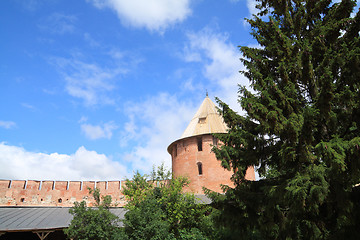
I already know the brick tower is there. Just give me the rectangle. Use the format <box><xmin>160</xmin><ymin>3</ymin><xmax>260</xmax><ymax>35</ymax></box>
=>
<box><xmin>168</xmin><ymin>95</ymin><xmax>255</xmax><ymax>194</ymax></box>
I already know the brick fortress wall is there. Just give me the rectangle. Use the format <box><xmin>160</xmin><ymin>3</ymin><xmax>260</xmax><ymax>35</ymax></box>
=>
<box><xmin>0</xmin><ymin>180</ymin><xmax>127</xmax><ymax>207</ymax></box>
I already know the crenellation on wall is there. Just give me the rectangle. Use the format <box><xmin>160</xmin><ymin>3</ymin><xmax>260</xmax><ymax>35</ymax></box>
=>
<box><xmin>0</xmin><ymin>180</ymin><xmax>10</xmax><ymax>189</ymax></box>
<box><xmin>41</xmin><ymin>181</ymin><xmax>53</xmax><ymax>191</ymax></box>
<box><xmin>68</xmin><ymin>181</ymin><xmax>81</xmax><ymax>191</ymax></box>
<box><xmin>82</xmin><ymin>181</ymin><xmax>96</xmax><ymax>192</ymax></box>
<box><xmin>27</xmin><ymin>180</ymin><xmax>40</xmax><ymax>190</ymax></box>
<box><xmin>0</xmin><ymin>180</ymin><xmax>127</xmax><ymax>207</ymax></box>
<box><xmin>96</xmin><ymin>181</ymin><xmax>106</xmax><ymax>192</ymax></box>
<box><xmin>10</xmin><ymin>180</ymin><xmax>24</xmax><ymax>190</ymax></box>
<box><xmin>55</xmin><ymin>181</ymin><xmax>66</xmax><ymax>191</ymax></box>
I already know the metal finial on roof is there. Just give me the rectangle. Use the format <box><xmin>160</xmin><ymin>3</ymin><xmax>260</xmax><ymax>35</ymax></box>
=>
<box><xmin>206</xmin><ymin>90</ymin><xmax>208</xmax><ymax>97</ymax></box>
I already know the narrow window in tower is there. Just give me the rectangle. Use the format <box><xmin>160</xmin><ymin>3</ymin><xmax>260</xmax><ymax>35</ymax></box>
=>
<box><xmin>174</xmin><ymin>144</ymin><xmax>177</xmax><ymax>157</ymax></box>
<box><xmin>213</xmin><ymin>137</ymin><xmax>218</xmax><ymax>146</ymax></box>
<box><xmin>198</xmin><ymin>117</ymin><xmax>206</xmax><ymax>124</ymax></box>
<box><xmin>197</xmin><ymin>137</ymin><xmax>203</xmax><ymax>151</ymax></box>
<box><xmin>197</xmin><ymin>162</ymin><xmax>203</xmax><ymax>175</ymax></box>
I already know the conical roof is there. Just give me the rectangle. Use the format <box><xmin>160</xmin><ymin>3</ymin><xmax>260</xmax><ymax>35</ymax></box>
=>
<box><xmin>180</xmin><ymin>96</ymin><xmax>227</xmax><ymax>139</ymax></box>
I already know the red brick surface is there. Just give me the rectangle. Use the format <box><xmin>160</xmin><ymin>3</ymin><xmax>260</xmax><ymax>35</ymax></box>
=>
<box><xmin>171</xmin><ymin>134</ymin><xmax>255</xmax><ymax>194</ymax></box>
<box><xmin>0</xmin><ymin>180</ymin><xmax>126</xmax><ymax>207</ymax></box>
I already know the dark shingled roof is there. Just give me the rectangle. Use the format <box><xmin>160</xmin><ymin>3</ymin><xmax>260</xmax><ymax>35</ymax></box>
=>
<box><xmin>195</xmin><ymin>195</ymin><xmax>212</xmax><ymax>204</ymax></box>
<box><xmin>0</xmin><ymin>207</ymin><xmax>126</xmax><ymax>232</ymax></box>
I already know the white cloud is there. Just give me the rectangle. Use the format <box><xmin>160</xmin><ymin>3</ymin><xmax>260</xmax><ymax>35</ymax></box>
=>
<box><xmin>81</xmin><ymin>121</ymin><xmax>118</xmax><ymax>140</ymax></box>
<box><xmin>51</xmin><ymin>57</ymin><xmax>127</xmax><ymax>106</ymax></box>
<box><xmin>246</xmin><ymin>0</ymin><xmax>259</xmax><ymax>17</ymax></box>
<box><xmin>21</xmin><ymin>102</ymin><xmax>37</xmax><ymax>111</ymax></box>
<box><xmin>120</xmin><ymin>93</ymin><xmax>197</xmax><ymax>173</ymax></box>
<box><xmin>84</xmin><ymin>33</ymin><xmax>100</xmax><ymax>47</ymax></box>
<box><xmin>352</xmin><ymin>1</ymin><xmax>360</xmax><ymax>17</ymax></box>
<box><xmin>20</xmin><ymin>0</ymin><xmax>45</xmax><ymax>11</ymax></box>
<box><xmin>38</xmin><ymin>13</ymin><xmax>77</xmax><ymax>35</ymax></box>
<box><xmin>184</xmin><ymin>28</ymin><xmax>249</xmax><ymax>113</ymax></box>
<box><xmin>78</xmin><ymin>116</ymin><xmax>88</xmax><ymax>123</ymax></box>
<box><xmin>108</xmin><ymin>48</ymin><xmax>124</xmax><ymax>59</ymax></box>
<box><xmin>88</xmin><ymin>0</ymin><xmax>192</xmax><ymax>32</ymax></box>
<box><xmin>0</xmin><ymin>121</ymin><xmax>16</xmax><ymax>129</ymax></box>
<box><xmin>0</xmin><ymin>142</ymin><xmax>128</xmax><ymax>180</ymax></box>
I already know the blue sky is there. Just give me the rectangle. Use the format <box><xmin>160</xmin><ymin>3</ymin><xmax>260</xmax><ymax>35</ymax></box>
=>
<box><xmin>1</xmin><ymin>0</ymin><xmax>358</xmax><ymax>181</ymax></box>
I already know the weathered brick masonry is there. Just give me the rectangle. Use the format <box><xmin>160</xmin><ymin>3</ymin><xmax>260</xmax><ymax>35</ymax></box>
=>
<box><xmin>170</xmin><ymin>134</ymin><xmax>255</xmax><ymax>194</ymax></box>
<box><xmin>0</xmin><ymin>180</ymin><xmax>127</xmax><ymax>207</ymax></box>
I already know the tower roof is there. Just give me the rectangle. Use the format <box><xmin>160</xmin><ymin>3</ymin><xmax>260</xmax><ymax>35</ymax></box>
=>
<box><xmin>180</xmin><ymin>96</ymin><xmax>227</xmax><ymax>139</ymax></box>
<box><xmin>167</xmin><ymin>96</ymin><xmax>228</xmax><ymax>154</ymax></box>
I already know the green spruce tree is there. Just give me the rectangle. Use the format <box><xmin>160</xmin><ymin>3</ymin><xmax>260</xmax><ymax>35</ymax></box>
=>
<box><xmin>210</xmin><ymin>0</ymin><xmax>360</xmax><ymax>239</ymax></box>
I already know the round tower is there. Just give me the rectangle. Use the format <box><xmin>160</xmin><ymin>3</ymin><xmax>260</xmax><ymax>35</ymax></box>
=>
<box><xmin>168</xmin><ymin>96</ymin><xmax>255</xmax><ymax>194</ymax></box>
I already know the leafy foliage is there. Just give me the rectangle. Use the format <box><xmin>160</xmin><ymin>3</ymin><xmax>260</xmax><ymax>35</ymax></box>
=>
<box><xmin>64</xmin><ymin>187</ymin><xmax>121</xmax><ymax>240</ymax></box>
<box><xmin>122</xmin><ymin>165</ymin><xmax>215</xmax><ymax>239</ymax></box>
<box><xmin>124</xmin><ymin>195</ymin><xmax>174</xmax><ymax>240</ymax></box>
<box><xmin>122</xmin><ymin>171</ymin><xmax>154</xmax><ymax>208</ymax></box>
<box><xmin>211</xmin><ymin>0</ymin><xmax>360</xmax><ymax>239</ymax></box>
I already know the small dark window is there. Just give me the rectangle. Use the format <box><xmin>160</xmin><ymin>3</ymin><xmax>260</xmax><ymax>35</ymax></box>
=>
<box><xmin>198</xmin><ymin>117</ymin><xmax>206</xmax><ymax>124</ymax></box>
<box><xmin>58</xmin><ymin>198</ymin><xmax>62</xmax><ymax>203</ymax></box>
<box><xmin>197</xmin><ymin>137</ymin><xmax>203</xmax><ymax>151</ymax></box>
<box><xmin>183</xmin><ymin>141</ymin><xmax>187</xmax><ymax>151</ymax></box>
<box><xmin>174</xmin><ymin>144</ymin><xmax>177</xmax><ymax>157</ymax></box>
<box><xmin>213</xmin><ymin>137</ymin><xmax>218</xmax><ymax>146</ymax></box>
<box><xmin>197</xmin><ymin>162</ymin><xmax>203</xmax><ymax>175</ymax></box>
<box><xmin>20</xmin><ymin>198</ymin><xmax>25</xmax><ymax>202</ymax></box>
